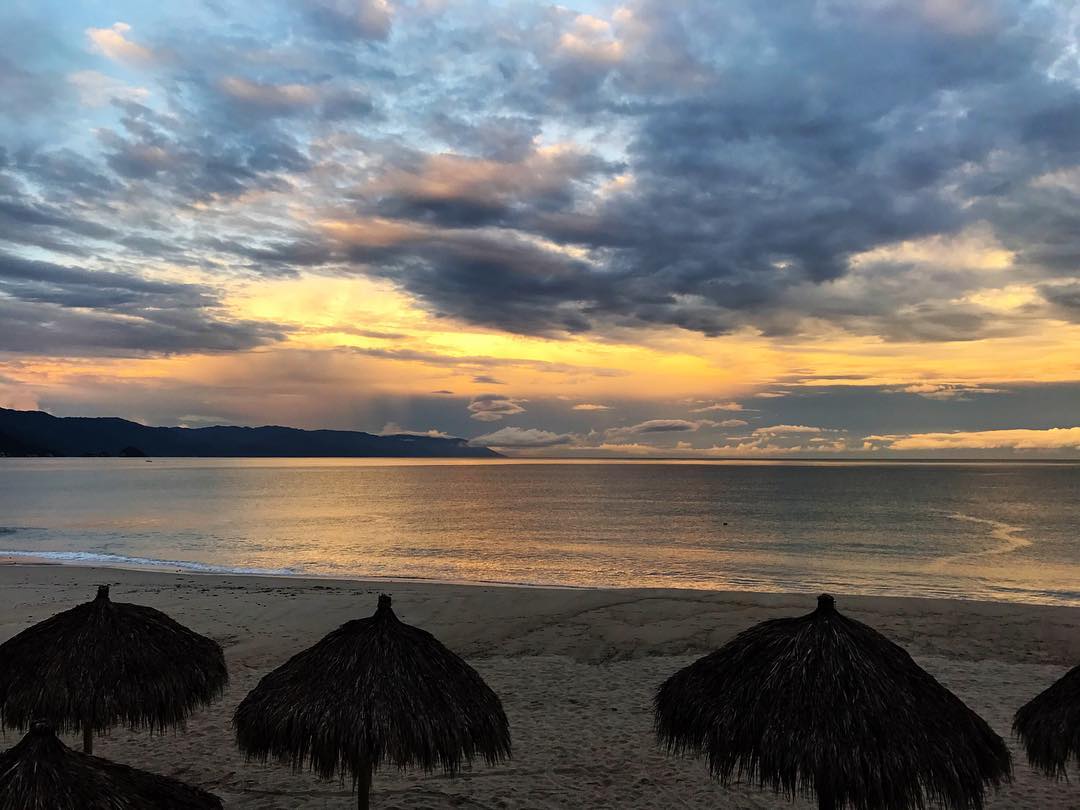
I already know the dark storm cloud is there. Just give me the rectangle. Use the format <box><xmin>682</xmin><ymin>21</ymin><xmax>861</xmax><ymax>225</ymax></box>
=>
<box><xmin>1041</xmin><ymin>282</ymin><xmax>1080</xmax><ymax>321</ymax></box>
<box><xmin>308</xmin><ymin>0</ymin><xmax>1080</xmax><ymax>340</ymax></box>
<box><xmin>0</xmin><ymin>253</ymin><xmax>285</xmax><ymax>355</ymax></box>
<box><xmin>352</xmin><ymin>231</ymin><xmax>603</xmax><ymax>335</ymax></box>
<box><xmin>364</xmin><ymin>148</ymin><xmax>617</xmax><ymax>230</ymax></box>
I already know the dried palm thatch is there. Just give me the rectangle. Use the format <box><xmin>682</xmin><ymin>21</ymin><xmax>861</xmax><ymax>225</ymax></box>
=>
<box><xmin>0</xmin><ymin>585</ymin><xmax>227</xmax><ymax>754</ymax></box>
<box><xmin>654</xmin><ymin>594</ymin><xmax>1011</xmax><ymax>810</ymax></box>
<box><xmin>0</xmin><ymin>720</ymin><xmax>223</xmax><ymax>810</ymax></box>
<box><xmin>1014</xmin><ymin>661</ymin><xmax>1080</xmax><ymax>778</ymax></box>
<box><xmin>234</xmin><ymin>594</ymin><xmax>510</xmax><ymax>809</ymax></box>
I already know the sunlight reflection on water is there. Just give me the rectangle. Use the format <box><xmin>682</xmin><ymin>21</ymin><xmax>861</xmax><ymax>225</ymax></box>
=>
<box><xmin>0</xmin><ymin>458</ymin><xmax>1078</xmax><ymax>605</ymax></box>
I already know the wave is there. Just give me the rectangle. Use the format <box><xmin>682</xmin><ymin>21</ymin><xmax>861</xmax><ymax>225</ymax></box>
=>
<box><xmin>933</xmin><ymin>511</ymin><xmax>1032</xmax><ymax>566</ymax></box>
<box><xmin>0</xmin><ymin>549</ymin><xmax>298</xmax><ymax>577</ymax></box>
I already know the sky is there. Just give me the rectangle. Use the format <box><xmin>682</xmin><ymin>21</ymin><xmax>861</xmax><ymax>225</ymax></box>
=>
<box><xmin>1</xmin><ymin>0</ymin><xmax>1079</xmax><ymax>457</ymax></box>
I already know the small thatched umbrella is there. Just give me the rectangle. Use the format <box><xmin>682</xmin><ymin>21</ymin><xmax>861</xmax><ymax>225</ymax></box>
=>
<box><xmin>234</xmin><ymin>594</ymin><xmax>510</xmax><ymax>809</ymax></box>
<box><xmin>1014</xmin><ymin>662</ymin><xmax>1080</xmax><ymax>778</ymax></box>
<box><xmin>655</xmin><ymin>594</ymin><xmax>1011</xmax><ymax>810</ymax></box>
<box><xmin>0</xmin><ymin>585</ymin><xmax>227</xmax><ymax>753</ymax></box>
<box><xmin>0</xmin><ymin>720</ymin><xmax>223</xmax><ymax>809</ymax></box>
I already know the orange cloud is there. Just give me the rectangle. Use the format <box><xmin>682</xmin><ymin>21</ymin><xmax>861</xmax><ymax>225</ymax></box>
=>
<box><xmin>870</xmin><ymin>427</ymin><xmax>1080</xmax><ymax>451</ymax></box>
<box><xmin>86</xmin><ymin>22</ymin><xmax>154</xmax><ymax>64</ymax></box>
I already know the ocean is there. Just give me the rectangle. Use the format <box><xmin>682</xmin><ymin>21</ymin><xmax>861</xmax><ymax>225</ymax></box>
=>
<box><xmin>1</xmin><ymin>458</ymin><xmax>1078</xmax><ymax>606</ymax></box>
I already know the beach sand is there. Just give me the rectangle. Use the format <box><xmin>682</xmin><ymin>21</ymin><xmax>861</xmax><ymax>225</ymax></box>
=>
<box><xmin>1</xmin><ymin>564</ymin><xmax>1077</xmax><ymax>808</ymax></box>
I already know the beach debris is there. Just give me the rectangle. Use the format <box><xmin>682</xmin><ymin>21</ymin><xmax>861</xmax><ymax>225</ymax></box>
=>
<box><xmin>0</xmin><ymin>720</ymin><xmax>223</xmax><ymax>809</ymax></box>
<box><xmin>1014</xmin><ymin>661</ymin><xmax>1080</xmax><ymax>779</ymax></box>
<box><xmin>654</xmin><ymin>593</ymin><xmax>1011</xmax><ymax>810</ymax></box>
<box><xmin>234</xmin><ymin>593</ymin><xmax>510</xmax><ymax>809</ymax></box>
<box><xmin>0</xmin><ymin>585</ymin><xmax>228</xmax><ymax>754</ymax></box>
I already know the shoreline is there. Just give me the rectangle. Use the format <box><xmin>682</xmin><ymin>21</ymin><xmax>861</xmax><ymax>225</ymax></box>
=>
<box><xmin>0</xmin><ymin>554</ymin><xmax>598</xmax><ymax>591</ymax></box>
<box><xmin>3</xmin><ymin>553</ymin><xmax>1080</xmax><ymax>609</ymax></box>
<box><xmin>3</xmin><ymin>554</ymin><xmax>1080</xmax><ymax>615</ymax></box>
<box><xmin>2</xmin><ymin>564</ymin><xmax>1078</xmax><ymax>807</ymax></box>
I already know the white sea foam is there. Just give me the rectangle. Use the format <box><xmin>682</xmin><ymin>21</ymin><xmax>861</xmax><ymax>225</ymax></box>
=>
<box><xmin>0</xmin><ymin>549</ymin><xmax>298</xmax><ymax>577</ymax></box>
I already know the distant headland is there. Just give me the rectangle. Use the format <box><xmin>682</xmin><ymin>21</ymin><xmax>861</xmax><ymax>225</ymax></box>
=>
<box><xmin>0</xmin><ymin>408</ymin><xmax>500</xmax><ymax>459</ymax></box>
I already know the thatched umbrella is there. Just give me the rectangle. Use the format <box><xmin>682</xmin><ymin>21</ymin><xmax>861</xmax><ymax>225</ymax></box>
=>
<box><xmin>0</xmin><ymin>585</ymin><xmax>227</xmax><ymax>754</ymax></box>
<box><xmin>1014</xmin><ymin>662</ymin><xmax>1080</xmax><ymax>778</ymax></box>
<box><xmin>234</xmin><ymin>594</ymin><xmax>510</xmax><ymax>809</ymax></box>
<box><xmin>0</xmin><ymin>720</ymin><xmax>223</xmax><ymax>809</ymax></box>
<box><xmin>654</xmin><ymin>593</ymin><xmax>1011</xmax><ymax>810</ymax></box>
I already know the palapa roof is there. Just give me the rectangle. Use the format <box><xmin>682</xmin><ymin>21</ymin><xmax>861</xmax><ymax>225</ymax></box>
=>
<box><xmin>1014</xmin><ymin>661</ymin><xmax>1080</xmax><ymax>778</ymax></box>
<box><xmin>0</xmin><ymin>585</ymin><xmax>228</xmax><ymax>735</ymax></box>
<box><xmin>0</xmin><ymin>721</ymin><xmax>223</xmax><ymax>810</ymax></box>
<box><xmin>654</xmin><ymin>594</ymin><xmax>1011</xmax><ymax>810</ymax></box>
<box><xmin>234</xmin><ymin>594</ymin><xmax>510</xmax><ymax>783</ymax></box>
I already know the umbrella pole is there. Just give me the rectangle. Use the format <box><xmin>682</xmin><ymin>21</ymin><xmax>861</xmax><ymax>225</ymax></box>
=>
<box><xmin>357</xmin><ymin>757</ymin><xmax>372</xmax><ymax>810</ymax></box>
<box><xmin>82</xmin><ymin>721</ymin><xmax>93</xmax><ymax>755</ymax></box>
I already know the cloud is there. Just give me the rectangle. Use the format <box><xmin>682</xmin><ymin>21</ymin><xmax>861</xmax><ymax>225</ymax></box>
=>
<box><xmin>555</xmin><ymin>14</ymin><xmax>625</xmax><ymax>65</ymax></box>
<box><xmin>573</xmin><ymin>403</ymin><xmax>611</xmax><ymax>411</ymax></box>
<box><xmin>67</xmin><ymin>71</ymin><xmax>149</xmax><ymax>107</ymax></box>
<box><xmin>218</xmin><ymin>77</ymin><xmax>320</xmax><ymax>113</ymax></box>
<box><xmin>717</xmin><ymin>418</ymin><xmax>748</xmax><ymax>427</ymax></box>
<box><xmin>0</xmin><ymin>253</ymin><xmax>285</xmax><ymax>356</ymax></box>
<box><xmin>380</xmin><ymin>422</ymin><xmax>449</xmax><ymax>438</ymax></box>
<box><xmin>469</xmin><ymin>427</ymin><xmax>575</xmax><ymax>448</ymax></box>
<box><xmin>690</xmin><ymin>401</ymin><xmax>744</xmax><ymax>413</ymax></box>
<box><xmin>8</xmin><ymin>0</ymin><xmax>1078</xmax><ymax>353</ymax></box>
<box><xmin>86</xmin><ymin>23</ymin><xmax>154</xmax><ymax>64</ymax></box>
<box><xmin>301</xmin><ymin>0</ymin><xmax>394</xmax><ymax>40</ymax></box>
<box><xmin>867</xmin><ymin>427</ymin><xmax>1080</xmax><ymax>451</ymax></box>
<box><xmin>366</xmin><ymin>147</ymin><xmax>615</xmax><ymax>230</ymax></box>
<box><xmin>300</xmin><ymin>0</ymin><xmax>1076</xmax><ymax>343</ymax></box>
<box><xmin>472</xmin><ymin>374</ymin><xmax>504</xmax><ymax>385</ymax></box>
<box><xmin>893</xmin><ymin>383</ymin><xmax>1007</xmax><ymax>400</ymax></box>
<box><xmin>606</xmin><ymin>418</ymin><xmax>711</xmax><ymax>438</ymax></box>
<box><xmin>467</xmin><ymin>394</ymin><xmax>526</xmax><ymax>422</ymax></box>
<box><xmin>751</xmin><ymin>425</ymin><xmax>823</xmax><ymax>436</ymax></box>
<box><xmin>1042</xmin><ymin>282</ymin><xmax>1080</xmax><ymax>321</ymax></box>
<box><xmin>344</xmin><ymin>345</ymin><xmax>622</xmax><ymax>378</ymax></box>
<box><xmin>701</xmin><ymin>423</ymin><xmax>850</xmax><ymax>456</ymax></box>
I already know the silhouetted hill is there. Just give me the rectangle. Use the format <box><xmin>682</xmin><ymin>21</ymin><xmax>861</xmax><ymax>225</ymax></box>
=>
<box><xmin>0</xmin><ymin>408</ymin><xmax>500</xmax><ymax>458</ymax></box>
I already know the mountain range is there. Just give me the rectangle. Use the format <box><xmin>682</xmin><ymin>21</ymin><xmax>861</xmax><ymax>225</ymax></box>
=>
<box><xmin>0</xmin><ymin>408</ymin><xmax>500</xmax><ymax>458</ymax></box>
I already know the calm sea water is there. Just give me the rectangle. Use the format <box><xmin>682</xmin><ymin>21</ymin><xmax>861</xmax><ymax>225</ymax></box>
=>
<box><xmin>0</xmin><ymin>458</ymin><xmax>1078</xmax><ymax>606</ymax></box>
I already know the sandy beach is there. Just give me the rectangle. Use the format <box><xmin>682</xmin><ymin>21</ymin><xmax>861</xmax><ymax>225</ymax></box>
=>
<box><xmin>1</xmin><ymin>564</ymin><xmax>1078</xmax><ymax>808</ymax></box>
